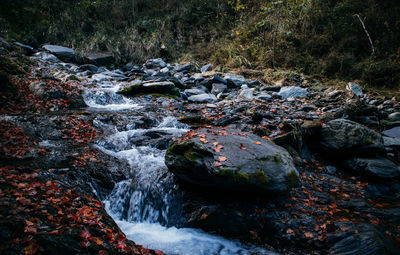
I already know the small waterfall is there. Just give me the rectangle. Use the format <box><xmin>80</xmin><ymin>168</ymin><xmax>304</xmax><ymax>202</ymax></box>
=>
<box><xmin>84</xmin><ymin>72</ymin><xmax>276</xmax><ymax>255</ymax></box>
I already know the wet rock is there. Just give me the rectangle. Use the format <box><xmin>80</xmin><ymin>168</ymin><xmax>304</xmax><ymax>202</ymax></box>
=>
<box><xmin>14</xmin><ymin>42</ymin><xmax>35</xmax><ymax>55</ymax></box>
<box><xmin>200</xmin><ymin>63</ymin><xmax>213</xmax><ymax>73</ymax></box>
<box><xmin>32</xmin><ymin>52</ymin><xmax>60</xmax><ymax>62</ymax></box>
<box><xmin>174</xmin><ymin>63</ymin><xmax>192</xmax><ymax>72</ymax></box>
<box><xmin>145</xmin><ymin>58</ymin><xmax>167</xmax><ymax>69</ymax></box>
<box><xmin>82</xmin><ymin>52</ymin><xmax>114</xmax><ymax>67</ymax></box>
<box><xmin>325</xmin><ymin>165</ymin><xmax>337</xmax><ymax>174</ymax></box>
<box><xmin>277</xmin><ymin>86</ymin><xmax>308</xmax><ymax>99</ymax></box>
<box><xmin>320</xmin><ymin>119</ymin><xmax>385</xmax><ymax>158</ymax></box>
<box><xmin>184</xmin><ymin>89</ymin><xmax>206</xmax><ymax>97</ymax></box>
<box><xmin>165</xmin><ymin>128</ymin><xmax>299</xmax><ymax>193</ymax></box>
<box><xmin>211</xmin><ymin>83</ymin><xmax>227</xmax><ymax>95</ymax></box>
<box><xmin>256</xmin><ymin>93</ymin><xmax>272</xmax><ymax>101</ymax></box>
<box><xmin>213</xmin><ymin>115</ymin><xmax>241</xmax><ymax>127</ymax></box>
<box><xmin>42</xmin><ymin>45</ymin><xmax>74</xmax><ymax>62</ymax></box>
<box><xmin>345</xmin><ymin>157</ymin><xmax>400</xmax><ymax>179</ymax></box>
<box><xmin>188</xmin><ymin>94</ymin><xmax>217</xmax><ymax>103</ymax></box>
<box><xmin>237</xmin><ymin>85</ymin><xmax>254</xmax><ymax>101</ymax></box>
<box><xmin>330</xmin><ymin>223</ymin><xmax>399</xmax><ymax>255</ymax></box>
<box><xmin>388</xmin><ymin>112</ymin><xmax>400</xmax><ymax>121</ymax></box>
<box><xmin>247</xmin><ymin>80</ymin><xmax>261</xmax><ymax>88</ymax></box>
<box><xmin>121</xmin><ymin>81</ymin><xmax>179</xmax><ymax>97</ymax></box>
<box><xmin>78</xmin><ymin>64</ymin><xmax>98</xmax><ymax>73</ymax></box>
<box><xmin>383</xmin><ymin>127</ymin><xmax>400</xmax><ymax>139</ymax></box>
<box><xmin>383</xmin><ymin>136</ymin><xmax>400</xmax><ymax>147</ymax></box>
<box><xmin>224</xmin><ymin>73</ymin><xmax>246</xmax><ymax>88</ymax></box>
<box><xmin>346</xmin><ymin>82</ymin><xmax>363</xmax><ymax>97</ymax></box>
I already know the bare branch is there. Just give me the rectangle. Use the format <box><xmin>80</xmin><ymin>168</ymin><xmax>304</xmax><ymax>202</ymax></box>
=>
<box><xmin>354</xmin><ymin>14</ymin><xmax>375</xmax><ymax>56</ymax></box>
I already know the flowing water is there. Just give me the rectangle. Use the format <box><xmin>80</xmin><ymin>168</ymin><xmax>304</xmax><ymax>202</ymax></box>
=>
<box><xmin>83</xmin><ymin>79</ymin><xmax>276</xmax><ymax>255</ymax></box>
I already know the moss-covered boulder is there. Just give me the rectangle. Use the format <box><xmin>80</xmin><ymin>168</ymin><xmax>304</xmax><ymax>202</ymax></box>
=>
<box><xmin>165</xmin><ymin>128</ymin><xmax>299</xmax><ymax>194</ymax></box>
<box><xmin>119</xmin><ymin>81</ymin><xmax>180</xmax><ymax>97</ymax></box>
<box><xmin>320</xmin><ymin>119</ymin><xmax>385</xmax><ymax>158</ymax></box>
<box><xmin>0</xmin><ymin>55</ymin><xmax>27</xmax><ymax>75</ymax></box>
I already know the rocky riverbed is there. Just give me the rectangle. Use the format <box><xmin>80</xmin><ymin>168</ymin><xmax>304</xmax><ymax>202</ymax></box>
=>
<box><xmin>1</xmin><ymin>40</ymin><xmax>400</xmax><ymax>255</ymax></box>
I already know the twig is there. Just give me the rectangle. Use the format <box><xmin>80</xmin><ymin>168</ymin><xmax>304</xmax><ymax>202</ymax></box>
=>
<box><xmin>354</xmin><ymin>14</ymin><xmax>375</xmax><ymax>56</ymax></box>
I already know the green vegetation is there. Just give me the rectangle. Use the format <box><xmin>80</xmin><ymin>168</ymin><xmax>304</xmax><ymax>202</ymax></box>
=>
<box><xmin>1</xmin><ymin>0</ymin><xmax>399</xmax><ymax>87</ymax></box>
<box><xmin>286</xmin><ymin>170</ymin><xmax>299</xmax><ymax>186</ymax></box>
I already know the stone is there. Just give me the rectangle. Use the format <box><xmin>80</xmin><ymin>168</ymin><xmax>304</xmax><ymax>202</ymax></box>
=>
<box><xmin>211</xmin><ymin>83</ymin><xmax>227</xmax><ymax>95</ymax></box>
<box><xmin>224</xmin><ymin>73</ymin><xmax>246</xmax><ymax>87</ymax></box>
<box><xmin>184</xmin><ymin>89</ymin><xmax>205</xmax><ymax>97</ymax></box>
<box><xmin>388</xmin><ymin>112</ymin><xmax>400</xmax><ymax>121</ymax></box>
<box><xmin>119</xmin><ymin>81</ymin><xmax>179</xmax><ymax>97</ymax></box>
<box><xmin>200</xmin><ymin>63</ymin><xmax>213</xmax><ymax>73</ymax></box>
<box><xmin>320</xmin><ymin>119</ymin><xmax>385</xmax><ymax>157</ymax></box>
<box><xmin>145</xmin><ymin>58</ymin><xmax>167</xmax><ymax>69</ymax></box>
<box><xmin>82</xmin><ymin>52</ymin><xmax>114</xmax><ymax>67</ymax></box>
<box><xmin>256</xmin><ymin>93</ymin><xmax>272</xmax><ymax>101</ymax></box>
<box><xmin>346</xmin><ymin>82</ymin><xmax>363</xmax><ymax>97</ymax></box>
<box><xmin>247</xmin><ymin>80</ymin><xmax>261</xmax><ymax>88</ymax></box>
<box><xmin>78</xmin><ymin>64</ymin><xmax>98</xmax><ymax>73</ymax></box>
<box><xmin>237</xmin><ymin>85</ymin><xmax>254</xmax><ymax>101</ymax></box>
<box><xmin>42</xmin><ymin>44</ymin><xmax>74</xmax><ymax>62</ymax></box>
<box><xmin>188</xmin><ymin>94</ymin><xmax>217</xmax><ymax>103</ymax></box>
<box><xmin>32</xmin><ymin>52</ymin><xmax>60</xmax><ymax>62</ymax></box>
<box><xmin>278</xmin><ymin>86</ymin><xmax>308</xmax><ymax>99</ymax></box>
<box><xmin>330</xmin><ymin>224</ymin><xmax>399</xmax><ymax>255</ymax></box>
<box><xmin>345</xmin><ymin>157</ymin><xmax>400</xmax><ymax>179</ymax></box>
<box><xmin>383</xmin><ymin>136</ymin><xmax>400</xmax><ymax>147</ymax></box>
<box><xmin>382</xmin><ymin>127</ymin><xmax>400</xmax><ymax>138</ymax></box>
<box><xmin>174</xmin><ymin>63</ymin><xmax>192</xmax><ymax>72</ymax></box>
<box><xmin>165</xmin><ymin>128</ymin><xmax>299</xmax><ymax>193</ymax></box>
<box><xmin>325</xmin><ymin>166</ymin><xmax>337</xmax><ymax>175</ymax></box>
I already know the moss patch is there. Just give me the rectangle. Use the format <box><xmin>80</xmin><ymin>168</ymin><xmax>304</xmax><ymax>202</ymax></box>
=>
<box><xmin>286</xmin><ymin>170</ymin><xmax>299</xmax><ymax>186</ymax></box>
<box><xmin>0</xmin><ymin>56</ymin><xmax>27</xmax><ymax>75</ymax></box>
<box><xmin>249</xmin><ymin>171</ymin><xmax>270</xmax><ymax>186</ymax></box>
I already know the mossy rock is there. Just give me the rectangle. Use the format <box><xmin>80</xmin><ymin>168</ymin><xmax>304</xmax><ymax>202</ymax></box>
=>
<box><xmin>0</xmin><ymin>55</ymin><xmax>27</xmax><ymax>75</ymax></box>
<box><xmin>165</xmin><ymin>128</ymin><xmax>299</xmax><ymax>194</ymax></box>
<box><xmin>119</xmin><ymin>81</ymin><xmax>180</xmax><ymax>98</ymax></box>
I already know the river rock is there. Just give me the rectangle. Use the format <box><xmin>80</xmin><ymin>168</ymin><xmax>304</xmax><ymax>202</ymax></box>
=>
<box><xmin>145</xmin><ymin>58</ymin><xmax>167</xmax><ymax>69</ymax></box>
<box><xmin>224</xmin><ymin>73</ymin><xmax>246</xmax><ymax>87</ymax></box>
<box><xmin>78</xmin><ymin>64</ymin><xmax>99</xmax><ymax>73</ymax></box>
<box><xmin>32</xmin><ymin>52</ymin><xmax>60</xmax><ymax>62</ymax></box>
<box><xmin>188</xmin><ymin>94</ymin><xmax>217</xmax><ymax>103</ymax></box>
<box><xmin>278</xmin><ymin>86</ymin><xmax>308</xmax><ymax>99</ymax></box>
<box><xmin>346</xmin><ymin>82</ymin><xmax>363</xmax><ymax>97</ymax></box>
<box><xmin>174</xmin><ymin>63</ymin><xmax>191</xmax><ymax>72</ymax></box>
<box><xmin>330</xmin><ymin>223</ymin><xmax>399</xmax><ymax>255</ymax></box>
<box><xmin>184</xmin><ymin>89</ymin><xmax>206</xmax><ymax>97</ymax></box>
<box><xmin>320</xmin><ymin>119</ymin><xmax>385</xmax><ymax>157</ymax></box>
<box><xmin>237</xmin><ymin>85</ymin><xmax>254</xmax><ymax>101</ymax></box>
<box><xmin>42</xmin><ymin>44</ymin><xmax>74</xmax><ymax>62</ymax></box>
<box><xmin>388</xmin><ymin>112</ymin><xmax>400</xmax><ymax>121</ymax></box>
<box><xmin>200</xmin><ymin>63</ymin><xmax>213</xmax><ymax>73</ymax></box>
<box><xmin>82</xmin><ymin>52</ymin><xmax>114</xmax><ymax>67</ymax></box>
<box><xmin>211</xmin><ymin>83</ymin><xmax>227</xmax><ymax>95</ymax></box>
<box><xmin>344</xmin><ymin>157</ymin><xmax>400</xmax><ymax>179</ymax></box>
<box><xmin>119</xmin><ymin>81</ymin><xmax>179</xmax><ymax>97</ymax></box>
<box><xmin>383</xmin><ymin>126</ymin><xmax>400</xmax><ymax>138</ymax></box>
<box><xmin>165</xmin><ymin>128</ymin><xmax>299</xmax><ymax>193</ymax></box>
<box><xmin>383</xmin><ymin>136</ymin><xmax>400</xmax><ymax>147</ymax></box>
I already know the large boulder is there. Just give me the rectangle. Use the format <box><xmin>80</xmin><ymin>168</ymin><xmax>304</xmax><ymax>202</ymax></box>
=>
<box><xmin>145</xmin><ymin>58</ymin><xmax>167</xmax><ymax>69</ymax></box>
<box><xmin>224</xmin><ymin>73</ymin><xmax>246</xmax><ymax>88</ymax></box>
<box><xmin>344</xmin><ymin>157</ymin><xmax>400</xmax><ymax>179</ymax></box>
<box><xmin>42</xmin><ymin>45</ymin><xmax>74</xmax><ymax>62</ymax></box>
<box><xmin>320</xmin><ymin>119</ymin><xmax>385</xmax><ymax>157</ymax></box>
<box><xmin>165</xmin><ymin>128</ymin><xmax>299</xmax><ymax>193</ymax></box>
<box><xmin>82</xmin><ymin>52</ymin><xmax>114</xmax><ymax>67</ymax></box>
<box><xmin>119</xmin><ymin>81</ymin><xmax>179</xmax><ymax>97</ymax></box>
<box><xmin>277</xmin><ymin>86</ymin><xmax>308</xmax><ymax>99</ymax></box>
<box><xmin>330</xmin><ymin>224</ymin><xmax>399</xmax><ymax>255</ymax></box>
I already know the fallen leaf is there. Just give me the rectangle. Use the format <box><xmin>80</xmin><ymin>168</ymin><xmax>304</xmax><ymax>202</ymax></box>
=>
<box><xmin>218</xmin><ymin>156</ymin><xmax>227</xmax><ymax>162</ymax></box>
<box><xmin>286</xmin><ymin>228</ymin><xmax>294</xmax><ymax>234</ymax></box>
<box><xmin>240</xmin><ymin>143</ymin><xmax>247</xmax><ymax>150</ymax></box>
<box><xmin>252</xmin><ymin>141</ymin><xmax>262</xmax><ymax>145</ymax></box>
<box><xmin>304</xmin><ymin>232</ymin><xmax>314</xmax><ymax>238</ymax></box>
<box><xmin>214</xmin><ymin>161</ymin><xmax>222</xmax><ymax>167</ymax></box>
<box><xmin>200</xmin><ymin>138</ymin><xmax>208</xmax><ymax>144</ymax></box>
<box><xmin>80</xmin><ymin>229</ymin><xmax>91</xmax><ymax>240</ymax></box>
<box><xmin>200</xmin><ymin>213</ymin><xmax>208</xmax><ymax>220</ymax></box>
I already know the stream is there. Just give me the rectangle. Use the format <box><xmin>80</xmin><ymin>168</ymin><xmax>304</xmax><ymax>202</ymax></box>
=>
<box><xmin>82</xmin><ymin>79</ymin><xmax>275</xmax><ymax>255</ymax></box>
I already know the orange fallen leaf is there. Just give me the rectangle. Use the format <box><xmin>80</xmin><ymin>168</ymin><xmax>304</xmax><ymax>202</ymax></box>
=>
<box><xmin>200</xmin><ymin>213</ymin><xmax>208</xmax><ymax>220</ymax></box>
<box><xmin>252</xmin><ymin>141</ymin><xmax>262</xmax><ymax>145</ymax></box>
<box><xmin>304</xmin><ymin>232</ymin><xmax>314</xmax><ymax>238</ymax></box>
<box><xmin>218</xmin><ymin>156</ymin><xmax>227</xmax><ymax>162</ymax></box>
<box><xmin>286</xmin><ymin>228</ymin><xmax>294</xmax><ymax>234</ymax></box>
<box><xmin>200</xmin><ymin>138</ymin><xmax>208</xmax><ymax>144</ymax></box>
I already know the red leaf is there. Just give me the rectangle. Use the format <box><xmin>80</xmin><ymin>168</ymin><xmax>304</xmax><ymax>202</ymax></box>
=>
<box><xmin>214</xmin><ymin>161</ymin><xmax>222</xmax><ymax>167</ymax></box>
<box><xmin>80</xmin><ymin>241</ymin><xmax>91</xmax><ymax>248</ymax></box>
<box><xmin>115</xmin><ymin>240</ymin><xmax>126</xmax><ymax>249</ymax></box>
<box><xmin>240</xmin><ymin>143</ymin><xmax>247</xmax><ymax>150</ymax></box>
<box><xmin>80</xmin><ymin>229</ymin><xmax>91</xmax><ymax>240</ymax></box>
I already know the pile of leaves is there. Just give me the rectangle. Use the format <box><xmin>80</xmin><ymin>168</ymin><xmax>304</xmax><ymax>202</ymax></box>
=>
<box><xmin>0</xmin><ymin>166</ymin><xmax>163</xmax><ymax>255</ymax></box>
